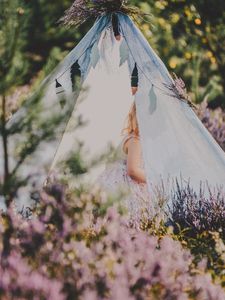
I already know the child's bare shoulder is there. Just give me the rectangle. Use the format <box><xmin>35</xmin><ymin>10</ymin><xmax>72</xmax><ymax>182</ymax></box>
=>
<box><xmin>123</xmin><ymin>134</ymin><xmax>140</xmax><ymax>154</ymax></box>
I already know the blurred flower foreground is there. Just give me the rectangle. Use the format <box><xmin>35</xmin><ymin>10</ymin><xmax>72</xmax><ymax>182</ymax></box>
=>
<box><xmin>0</xmin><ymin>176</ymin><xmax>225</xmax><ymax>300</ymax></box>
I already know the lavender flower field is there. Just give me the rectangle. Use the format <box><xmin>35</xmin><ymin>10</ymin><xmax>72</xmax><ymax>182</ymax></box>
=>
<box><xmin>0</xmin><ymin>172</ymin><xmax>225</xmax><ymax>299</ymax></box>
<box><xmin>198</xmin><ymin>100</ymin><xmax>225</xmax><ymax>152</ymax></box>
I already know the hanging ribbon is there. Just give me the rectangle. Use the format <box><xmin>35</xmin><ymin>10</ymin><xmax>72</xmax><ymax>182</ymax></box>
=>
<box><xmin>90</xmin><ymin>41</ymin><xmax>100</xmax><ymax>68</ymax></box>
<box><xmin>112</xmin><ymin>13</ymin><xmax>120</xmax><ymax>38</ymax></box>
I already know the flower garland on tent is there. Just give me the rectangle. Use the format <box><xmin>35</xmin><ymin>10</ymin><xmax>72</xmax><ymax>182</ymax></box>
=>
<box><xmin>168</xmin><ymin>73</ymin><xmax>197</xmax><ymax>109</ymax></box>
<box><xmin>58</xmin><ymin>0</ymin><xmax>151</xmax><ymax>28</ymax></box>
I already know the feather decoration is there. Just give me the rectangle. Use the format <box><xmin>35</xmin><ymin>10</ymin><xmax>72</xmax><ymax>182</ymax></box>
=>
<box><xmin>119</xmin><ymin>38</ymin><xmax>129</xmax><ymax>66</ymax></box>
<box><xmin>90</xmin><ymin>41</ymin><xmax>100</xmax><ymax>68</ymax></box>
<box><xmin>57</xmin><ymin>0</ymin><xmax>151</xmax><ymax>28</ymax></box>
<box><xmin>55</xmin><ymin>79</ymin><xmax>66</xmax><ymax>109</ymax></box>
<box><xmin>55</xmin><ymin>79</ymin><xmax>65</xmax><ymax>95</ymax></box>
<box><xmin>149</xmin><ymin>84</ymin><xmax>157</xmax><ymax>114</ymax></box>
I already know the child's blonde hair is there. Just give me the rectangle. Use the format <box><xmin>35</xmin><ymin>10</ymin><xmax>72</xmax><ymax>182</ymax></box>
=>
<box><xmin>121</xmin><ymin>101</ymin><xmax>139</xmax><ymax>136</ymax></box>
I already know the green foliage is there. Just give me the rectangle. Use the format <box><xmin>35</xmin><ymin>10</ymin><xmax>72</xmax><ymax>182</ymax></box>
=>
<box><xmin>143</xmin><ymin>217</ymin><xmax>225</xmax><ymax>287</ymax></box>
<box><xmin>0</xmin><ymin>0</ymin><xmax>30</xmax><ymax>93</ymax></box>
<box><xmin>1</xmin><ymin>183</ymin><xmax>224</xmax><ymax>298</ymax></box>
<box><xmin>135</xmin><ymin>0</ymin><xmax>225</xmax><ymax>106</ymax></box>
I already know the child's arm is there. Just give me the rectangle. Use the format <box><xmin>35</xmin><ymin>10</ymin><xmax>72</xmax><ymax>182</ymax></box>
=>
<box><xmin>126</xmin><ymin>137</ymin><xmax>146</xmax><ymax>183</ymax></box>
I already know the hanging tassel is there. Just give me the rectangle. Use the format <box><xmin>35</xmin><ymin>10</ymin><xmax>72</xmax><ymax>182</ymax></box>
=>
<box><xmin>131</xmin><ymin>62</ymin><xmax>139</xmax><ymax>87</ymax></box>
<box><xmin>55</xmin><ymin>79</ymin><xmax>65</xmax><ymax>95</ymax></box>
<box><xmin>70</xmin><ymin>60</ymin><xmax>81</xmax><ymax>92</ymax></box>
<box><xmin>112</xmin><ymin>13</ymin><xmax>121</xmax><ymax>40</ymax></box>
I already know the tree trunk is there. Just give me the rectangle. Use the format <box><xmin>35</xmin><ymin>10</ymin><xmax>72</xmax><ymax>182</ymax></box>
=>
<box><xmin>2</xmin><ymin>94</ymin><xmax>9</xmax><ymax>180</ymax></box>
<box><xmin>1</xmin><ymin>93</ymin><xmax>12</xmax><ymax>208</ymax></box>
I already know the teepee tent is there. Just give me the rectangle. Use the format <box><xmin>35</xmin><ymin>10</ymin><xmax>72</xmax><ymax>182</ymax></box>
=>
<box><xmin>2</xmin><ymin>6</ymin><xmax>225</xmax><ymax>211</ymax></box>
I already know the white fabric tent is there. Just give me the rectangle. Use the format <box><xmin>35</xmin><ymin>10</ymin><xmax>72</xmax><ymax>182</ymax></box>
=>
<box><xmin>2</xmin><ymin>12</ymin><xmax>225</xmax><ymax>212</ymax></box>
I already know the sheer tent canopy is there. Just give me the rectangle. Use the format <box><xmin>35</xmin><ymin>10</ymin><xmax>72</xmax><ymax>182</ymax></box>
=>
<box><xmin>3</xmin><ymin>7</ymin><xmax>225</xmax><ymax>211</ymax></box>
